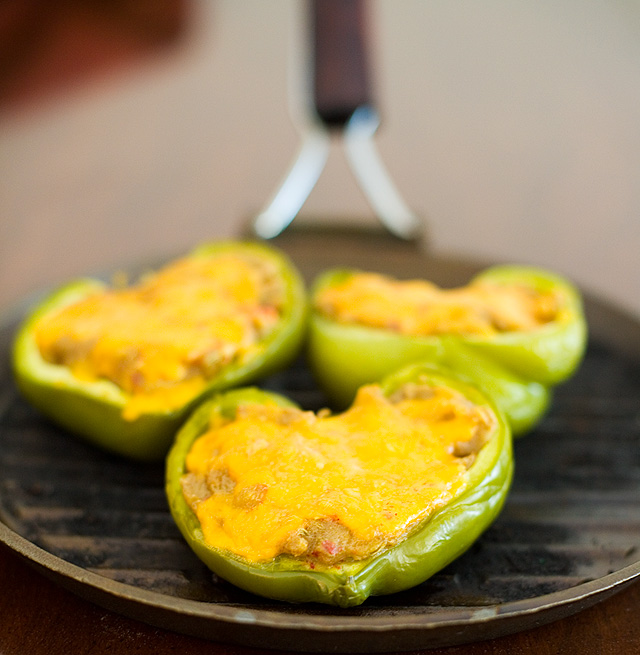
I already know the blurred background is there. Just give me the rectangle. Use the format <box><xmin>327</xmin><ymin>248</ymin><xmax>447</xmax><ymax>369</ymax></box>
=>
<box><xmin>1</xmin><ymin>0</ymin><xmax>639</xmax><ymax>317</ymax></box>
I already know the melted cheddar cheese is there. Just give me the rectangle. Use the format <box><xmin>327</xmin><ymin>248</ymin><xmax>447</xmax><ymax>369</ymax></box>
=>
<box><xmin>35</xmin><ymin>253</ymin><xmax>284</xmax><ymax>419</ymax></box>
<box><xmin>181</xmin><ymin>383</ymin><xmax>496</xmax><ymax>565</ymax></box>
<box><xmin>315</xmin><ymin>272</ymin><xmax>559</xmax><ymax>336</ymax></box>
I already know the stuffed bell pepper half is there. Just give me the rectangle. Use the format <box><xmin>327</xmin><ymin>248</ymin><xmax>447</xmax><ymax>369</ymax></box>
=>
<box><xmin>165</xmin><ymin>365</ymin><xmax>513</xmax><ymax>607</ymax></box>
<box><xmin>12</xmin><ymin>241</ymin><xmax>307</xmax><ymax>460</ymax></box>
<box><xmin>308</xmin><ymin>265</ymin><xmax>587</xmax><ymax>435</ymax></box>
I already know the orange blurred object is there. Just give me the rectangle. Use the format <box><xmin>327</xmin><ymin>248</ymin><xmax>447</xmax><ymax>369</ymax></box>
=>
<box><xmin>0</xmin><ymin>0</ymin><xmax>189</xmax><ymax>109</ymax></box>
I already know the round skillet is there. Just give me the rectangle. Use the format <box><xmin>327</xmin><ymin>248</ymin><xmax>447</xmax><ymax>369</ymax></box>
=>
<box><xmin>0</xmin><ymin>229</ymin><xmax>639</xmax><ymax>653</ymax></box>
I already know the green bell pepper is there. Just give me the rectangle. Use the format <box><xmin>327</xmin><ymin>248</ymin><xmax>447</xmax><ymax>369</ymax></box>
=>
<box><xmin>308</xmin><ymin>265</ymin><xmax>587</xmax><ymax>436</ymax></box>
<box><xmin>165</xmin><ymin>366</ymin><xmax>513</xmax><ymax>607</ymax></box>
<box><xmin>11</xmin><ymin>241</ymin><xmax>307</xmax><ymax>460</ymax></box>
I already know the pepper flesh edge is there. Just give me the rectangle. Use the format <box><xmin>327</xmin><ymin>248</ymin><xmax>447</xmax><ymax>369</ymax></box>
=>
<box><xmin>165</xmin><ymin>371</ymin><xmax>513</xmax><ymax>607</ymax></box>
<box><xmin>11</xmin><ymin>241</ymin><xmax>308</xmax><ymax>460</ymax></box>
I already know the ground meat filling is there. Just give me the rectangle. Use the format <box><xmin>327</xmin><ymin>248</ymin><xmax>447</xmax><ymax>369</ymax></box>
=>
<box><xmin>281</xmin><ymin>518</ymin><xmax>385</xmax><ymax>566</ymax></box>
<box><xmin>315</xmin><ymin>272</ymin><xmax>560</xmax><ymax>337</ymax></box>
<box><xmin>34</xmin><ymin>253</ymin><xmax>285</xmax><ymax>417</ymax></box>
<box><xmin>181</xmin><ymin>382</ymin><xmax>496</xmax><ymax>567</ymax></box>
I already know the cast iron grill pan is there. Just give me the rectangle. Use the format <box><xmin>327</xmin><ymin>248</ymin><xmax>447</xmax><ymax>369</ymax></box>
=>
<box><xmin>0</xmin><ymin>247</ymin><xmax>639</xmax><ymax>653</ymax></box>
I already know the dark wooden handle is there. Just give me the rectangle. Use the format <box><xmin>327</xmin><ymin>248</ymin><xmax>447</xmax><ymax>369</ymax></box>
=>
<box><xmin>311</xmin><ymin>0</ymin><xmax>374</xmax><ymax>127</ymax></box>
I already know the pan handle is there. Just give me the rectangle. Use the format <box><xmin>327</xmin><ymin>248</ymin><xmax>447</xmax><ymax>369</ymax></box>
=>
<box><xmin>311</xmin><ymin>0</ymin><xmax>374</xmax><ymax>128</ymax></box>
<box><xmin>252</xmin><ymin>0</ymin><xmax>423</xmax><ymax>241</ymax></box>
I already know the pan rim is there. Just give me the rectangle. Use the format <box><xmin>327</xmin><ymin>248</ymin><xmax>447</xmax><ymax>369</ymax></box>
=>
<box><xmin>1</xmin><ymin>509</ymin><xmax>638</xmax><ymax>634</ymax></box>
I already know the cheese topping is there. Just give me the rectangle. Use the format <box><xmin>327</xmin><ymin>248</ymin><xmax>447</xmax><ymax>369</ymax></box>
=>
<box><xmin>181</xmin><ymin>383</ymin><xmax>496</xmax><ymax>565</ymax></box>
<box><xmin>315</xmin><ymin>272</ymin><xmax>560</xmax><ymax>336</ymax></box>
<box><xmin>35</xmin><ymin>253</ymin><xmax>284</xmax><ymax>419</ymax></box>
